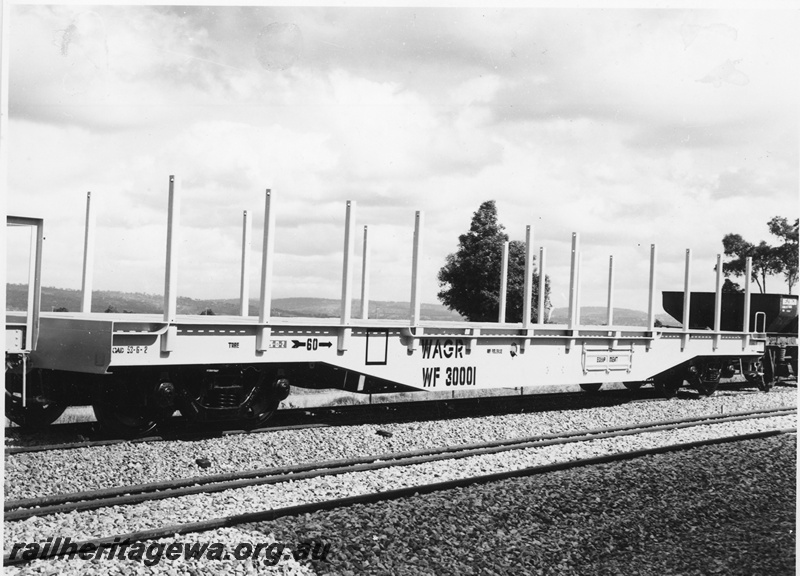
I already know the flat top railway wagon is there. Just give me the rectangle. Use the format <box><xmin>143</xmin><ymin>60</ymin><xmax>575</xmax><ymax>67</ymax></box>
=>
<box><xmin>5</xmin><ymin>178</ymin><xmax>783</xmax><ymax>436</ymax></box>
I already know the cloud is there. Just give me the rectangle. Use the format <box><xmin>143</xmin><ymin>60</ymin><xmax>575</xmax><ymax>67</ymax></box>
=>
<box><xmin>681</xmin><ymin>22</ymin><xmax>738</xmax><ymax>50</ymax></box>
<box><xmin>626</xmin><ymin>119</ymin><xmax>759</xmax><ymax>150</ymax></box>
<box><xmin>697</xmin><ymin>58</ymin><xmax>749</xmax><ymax>87</ymax></box>
<box><xmin>6</xmin><ymin>5</ymin><xmax>798</xmax><ymax>306</ymax></box>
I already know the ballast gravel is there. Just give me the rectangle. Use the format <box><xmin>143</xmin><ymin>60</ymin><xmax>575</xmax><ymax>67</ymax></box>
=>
<box><xmin>249</xmin><ymin>434</ymin><xmax>796</xmax><ymax>576</ymax></box>
<box><xmin>4</xmin><ymin>414</ymin><xmax>795</xmax><ymax>554</ymax></box>
<box><xmin>4</xmin><ymin>388</ymin><xmax>796</xmax><ymax>501</ymax></box>
<box><xmin>5</xmin><ymin>433</ymin><xmax>794</xmax><ymax>575</ymax></box>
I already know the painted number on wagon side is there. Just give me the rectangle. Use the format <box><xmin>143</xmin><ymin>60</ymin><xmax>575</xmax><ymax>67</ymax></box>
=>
<box><xmin>446</xmin><ymin>366</ymin><xmax>477</xmax><ymax>386</ymax></box>
<box><xmin>112</xmin><ymin>346</ymin><xmax>148</xmax><ymax>354</ymax></box>
<box><xmin>421</xmin><ymin>366</ymin><xmax>477</xmax><ymax>388</ymax></box>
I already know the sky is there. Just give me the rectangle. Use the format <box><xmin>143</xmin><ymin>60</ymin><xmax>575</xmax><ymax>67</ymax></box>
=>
<box><xmin>4</xmin><ymin>2</ymin><xmax>799</xmax><ymax>317</ymax></box>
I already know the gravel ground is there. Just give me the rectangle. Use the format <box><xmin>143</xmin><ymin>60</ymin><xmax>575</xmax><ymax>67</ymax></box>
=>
<box><xmin>4</xmin><ymin>414</ymin><xmax>795</xmax><ymax>554</ymax></box>
<box><xmin>250</xmin><ymin>434</ymin><xmax>796</xmax><ymax>576</ymax></box>
<box><xmin>5</xmin><ymin>388</ymin><xmax>796</xmax><ymax>501</ymax></box>
<box><xmin>5</xmin><ymin>433</ymin><xmax>794</xmax><ymax>575</ymax></box>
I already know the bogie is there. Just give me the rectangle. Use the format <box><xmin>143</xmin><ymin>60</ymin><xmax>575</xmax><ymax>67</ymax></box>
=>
<box><xmin>88</xmin><ymin>365</ymin><xmax>291</xmax><ymax>435</ymax></box>
<box><xmin>5</xmin><ymin>362</ymin><xmax>66</xmax><ymax>428</ymax></box>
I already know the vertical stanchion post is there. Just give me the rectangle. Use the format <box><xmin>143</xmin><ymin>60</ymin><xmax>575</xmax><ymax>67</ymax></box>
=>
<box><xmin>239</xmin><ymin>210</ymin><xmax>252</xmax><ymax>316</ymax></box>
<box><xmin>576</xmin><ymin>252</ymin><xmax>584</xmax><ymax>326</ymax></box>
<box><xmin>537</xmin><ymin>247</ymin><xmax>546</xmax><ymax>324</ymax></box>
<box><xmin>498</xmin><ymin>240</ymin><xmax>509</xmax><ymax>323</ymax></box>
<box><xmin>606</xmin><ymin>255</ymin><xmax>614</xmax><ymax>327</ymax></box>
<box><xmin>713</xmin><ymin>253</ymin><xmax>723</xmax><ymax>350</ymax></box>
<box><xmin>21</xmin><ymin>354</ymin><xmax>27</xmax><ymax>408</ymax></box>
<box><xmin>80</xmin><ymin>192</ymin><xmax>95</xmax><ymax>313</ymax></box>
<box><xmin>743</xmin><ymin>257</ymin><xmax>752</xmax><ymax>332</ymax></box>
<box><xmin>163</xmin><ymin>176</ymin><xmax>179</xmax><ymax>323</ymax></box>
<box><xmin>162</xmin><ymin>176</ymin><xmax>180</xmax><ymax>352</ymax></box>
<box><xmin>682</xmin><ymin>249</ymin><xmax>692</xmax><ymax>331</ymax></box>
<box><xmin>338</xmin><ymin>201</ymin><xmax>356</xmax><ymax>351</ymax></box>
<box><xmin>409</xmin><ymin>211</ymin><xmax>424</xmax><ymax>325</ymax></box>
<box><xmin>25</xmin><ymin>227</ymin><xmax>37</xmax><ymax>350</ymax></box>
<box><xmin>256</xmin><ymin>190</ymin><xmax>275</xmax><ymax>351</ymax></box>
<box><xmin>567</xmin><ymin>233</ymin><xmax>579</xmax><ymax>330</ymax></box>
<box><xmin>523</xmin><ymin>226</ymin><xmax>533</xmax><ymax>328</ymax></box>
<box><xmin>340</xmin><ymin>201</ymin><xmax>356</xmax><ymax>324</ymax></box>
<box><xmin>21</xmin><ymin>220</ymin><xmax>43</xmax><ymax>406</ymax></box>
<box><xmin>713</xmin><ymin>254</ymin><xmax>723</xmax><ymax>332</ymax></box>
<box><xmin>360</xmin><ymin>225</ymin><xmax>370</xmax><ymax>320</ymax></box>
<box><xmin>646</xmin><ymin>244</ymin><xmax>657</xmax><ymax>330</ymax></box>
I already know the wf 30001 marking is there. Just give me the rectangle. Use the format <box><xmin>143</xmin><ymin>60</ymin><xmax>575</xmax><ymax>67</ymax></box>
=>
<box><xmin>421</xmin><ymin>366</ymin><xmax>478</xmax><ymax>388</ymax></box>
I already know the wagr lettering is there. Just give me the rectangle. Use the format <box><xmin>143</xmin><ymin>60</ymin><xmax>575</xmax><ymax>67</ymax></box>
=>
<box><xmin>421</xmin><ymin>339</ymin><xmax>465</xmax><ymax>360</ymax></box>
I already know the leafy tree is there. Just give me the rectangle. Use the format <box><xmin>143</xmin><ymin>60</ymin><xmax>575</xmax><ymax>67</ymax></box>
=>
<box><xmin>767</xmin><ymin>216</ymin><xmax>798</xmax><ymax>293</ymax></box>
<box><xmin>199</xmin><ymin>308</ymin><xmax>216</xmax><ymax>316</ymax></box>
<box><xmin>437</xmin><ymin>200</ymin><xmax>551</xmax><ymax>322</ymax></box>
<box><xmin>722</xmin><ymin>278</ymin><xmax>743</xmax><ymax>293</ymax></box>
<box><xmin>722</xmin><ymin>216</ymin><xmax>798</xmax><ymax>294</ymax></box>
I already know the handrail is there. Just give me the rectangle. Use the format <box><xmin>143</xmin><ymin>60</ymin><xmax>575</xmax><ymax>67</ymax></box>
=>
<box><xmin>7</xmin><ymin>216</ymin><xmax>44</xmax><ymax>352</ymax></box>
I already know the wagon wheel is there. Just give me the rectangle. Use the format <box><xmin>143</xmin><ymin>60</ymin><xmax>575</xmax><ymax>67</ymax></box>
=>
<box><xmin>92</xmin><ymin>378</ymin><xmax>173</xmax><ymax>437</ymax></box>
<box><xmin>623</xmin><ymin>381</ymin><xmax>644</xmax><ymax>391</ymax></box>
<box><xmin>240</xmin><ymin>375</ymin><xmax>289</xmax><ymax>429</ymax></box>
<box><xmin>757</xmin><ymin>350</ymin><xmax>777</xmax><ymax>392</ymax></box>
<box><xmin>5</xmin><ymin>368</ymin><xmax>66</xmax><ymax>428</ymax></box>
<box><xmin>695</xmin><ymin>379</ymin><xmax>719</xmax><ymax>396</ymax></box>
<box><xmin>579</xmin><ymin>383</ymin><xmax>603</xmax><ymax>393</ymax></box>
<box><xmin>243</xmin><ymin>399</ymin><xmax>281</xmax><ymax>430</ymax></box>
<box><xmin>92</xmin><ymin>401</ymin><xmax>167</xmax><ymax>438</ymax></box>
<box><xmin>653</xmin><ymin>372</ymin><xmax>682</xmax><ymax>399</ymax></box>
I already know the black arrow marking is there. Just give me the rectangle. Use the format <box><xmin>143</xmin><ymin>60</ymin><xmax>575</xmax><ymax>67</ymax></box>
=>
<box><xmin>319</xmin><ymin>342</ymin><xmax>333</xmax><ymax>348</ymax></box>
<box><xmin>291</xmin><ymin>340</ymin><xmax>305</xmax><ymax>349</ymax></box>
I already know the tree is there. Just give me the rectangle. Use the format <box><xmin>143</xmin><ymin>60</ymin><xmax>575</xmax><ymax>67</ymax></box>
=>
<box><xmin>437</xmin><ymin>200</ymin><xmax>551</xmax><ymax>322</ymax></box>
<box><xmin>767</xmin><ymin>216</ymin><xmax>798</xmax><ymax>293</ymax></box>
<box><xmin>721</xmin><ymin>234</ymin><xmax>778</xmax><ymax>293</ymax></box>
<box><xmin>722</xmin><ymin>215</ymin><xmax>798</xmax><ymax>294</ymax></box>
<box><xmin>722</xmin><ymin>278</ymin><xmax>743</xmax><ymax>293</ymax></box>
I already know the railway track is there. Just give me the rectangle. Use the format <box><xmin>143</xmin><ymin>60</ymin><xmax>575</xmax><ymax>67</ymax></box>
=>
<box><xmin>4</xmin><ymin>405</ymin><xmax>795</xmax><ymax>567</ymax></box>
<box><xmin>3</xmin><ymin>384</ymin><xmax>765</xmax><ymax>454</ymax></box>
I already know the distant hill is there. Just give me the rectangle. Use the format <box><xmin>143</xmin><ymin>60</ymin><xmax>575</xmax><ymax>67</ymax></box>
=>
<box><xmin>7</xmin><ymin>284</ymin><xmax>676</xmax><ymax>326</ymax></box>
<box><xmin>550</xmin><ymin>306</ymin><xmax>677</xmax><ymax>327</ymax></box>
<box><xmin>5</xmin><ymin>284</ymin><xmax>463</xmax><ymax>321</ymax></box>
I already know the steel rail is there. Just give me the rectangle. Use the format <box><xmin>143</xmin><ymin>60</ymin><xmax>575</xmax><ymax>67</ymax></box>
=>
<box><xmin>5</xmin><ymin>406</ymin><xmax>795</xmax><ymax>521</ymax></box>
<box><xmin>3</xmin><ymin>426</ymin><xmax>794</xmax><ymax>567</ymax></box>
<box><xmin>4</xmin><ymin>384</ymin><xmax>778</xmax><ymax>454</ymax></box>
<box><xmin>3</xmin><ymin>422</ymin><xmax>331</xmax><ymax>456</ymax></box>
<box><xmin>4</xmin><ymin>387</ymin><xmax>664</xmax><ymax>454</ymax></box>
